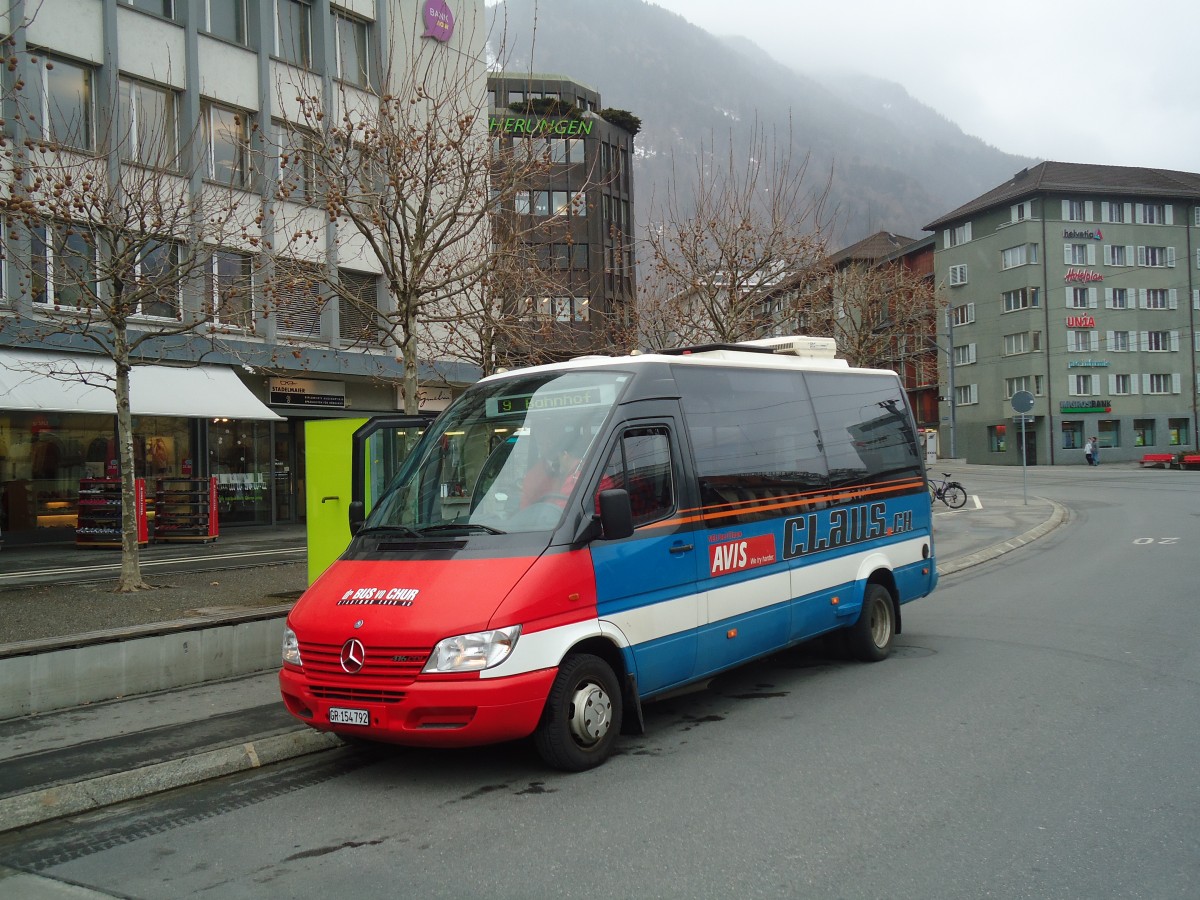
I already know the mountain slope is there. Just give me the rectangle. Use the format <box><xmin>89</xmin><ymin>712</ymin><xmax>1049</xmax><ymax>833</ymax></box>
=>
<box><xmin>491</xmin><ymin>0</ymin><xmax>1033</xmax><ymax>242</ymax></box>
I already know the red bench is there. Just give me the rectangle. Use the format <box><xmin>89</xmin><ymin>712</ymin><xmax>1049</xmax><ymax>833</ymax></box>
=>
<box><xmin>1181</xmin><ymin>455</ymin><xmax>1200</xmax><ymax>470</ymax></box>
<box><xmin>1140</xmin><ymin>454</ymin><xmax>1175</xmax><ymax>468</ymax></box>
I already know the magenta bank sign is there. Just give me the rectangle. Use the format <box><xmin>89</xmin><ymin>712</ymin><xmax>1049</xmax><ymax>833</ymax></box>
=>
<box><xmin>423</xmin><ymin>0</ymin><xmax>455</xmax><ymax>42</ymax></box>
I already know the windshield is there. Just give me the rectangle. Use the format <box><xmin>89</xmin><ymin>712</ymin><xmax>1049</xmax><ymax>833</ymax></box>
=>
<box><xmin>366</xmin><ymin>369</ymin><xmax>629</xmax><ymax>535</ymax></box>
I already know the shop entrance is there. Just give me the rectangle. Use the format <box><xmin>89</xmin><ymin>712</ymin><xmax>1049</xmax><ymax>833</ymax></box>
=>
<box><xmin>273</xmin><ymin>421</ymin><xmax>307</xmax><ymax>523</ymax></box>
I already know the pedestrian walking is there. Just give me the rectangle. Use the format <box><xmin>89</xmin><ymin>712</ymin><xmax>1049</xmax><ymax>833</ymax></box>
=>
<box><xmin>1092</xmin><ymin>437</ymin><xmax>1100</xmax><ymax>466</ymax></box>
<box><xmin>1084</xmin><ymin>436</ymin><xmax>1095</xmax><ymax>466</ymax></box>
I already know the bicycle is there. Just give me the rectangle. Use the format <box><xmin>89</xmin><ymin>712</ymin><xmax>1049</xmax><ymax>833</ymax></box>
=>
<box><xmin>928</xmin><ymin>472</ymin><xmax>967</xmax><ymax>509</ymax></box>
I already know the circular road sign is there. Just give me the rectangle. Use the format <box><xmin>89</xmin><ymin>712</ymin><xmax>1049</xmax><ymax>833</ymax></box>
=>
<box><xmin>1011</xmin><ymin>390</ymin><xmax>1035</xmax><ymax>414</ymax></box>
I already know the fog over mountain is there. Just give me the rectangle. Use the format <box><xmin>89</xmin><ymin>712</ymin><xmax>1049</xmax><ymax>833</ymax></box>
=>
<box><xmin>490</xmin><ymin>0</ymin><xmax>1034</xmax><ymax>245</ymax></box>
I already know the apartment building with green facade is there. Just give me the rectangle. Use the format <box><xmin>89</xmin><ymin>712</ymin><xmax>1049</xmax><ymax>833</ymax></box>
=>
<box><xmin>926</xmin><ymin>162</ymin><xmax>1200</xmax><ymax>465</ymax></box>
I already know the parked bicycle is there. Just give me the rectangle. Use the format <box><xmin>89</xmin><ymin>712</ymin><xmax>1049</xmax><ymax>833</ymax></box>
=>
<box><xmin>928</xmin><ymin>472</ymin><xmax>967</xmax><ymax>509</ymax></box>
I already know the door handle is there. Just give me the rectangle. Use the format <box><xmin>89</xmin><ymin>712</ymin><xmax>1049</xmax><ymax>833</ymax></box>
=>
<box><xmin>669</xmin><ymin>541</ymin><xmax>694</xmax><ymax>554</ymax></box>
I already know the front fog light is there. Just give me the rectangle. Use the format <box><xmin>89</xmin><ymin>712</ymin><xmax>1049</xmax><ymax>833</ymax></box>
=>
<box><xmin>282</xmin><ymin>627</ymin><xmax>302</xmax><ymax>666</ymax></box>
<box><xmin>423</xmin><ymin>625</ymin><xmax>521</xmax><ymax>673</ymax></box>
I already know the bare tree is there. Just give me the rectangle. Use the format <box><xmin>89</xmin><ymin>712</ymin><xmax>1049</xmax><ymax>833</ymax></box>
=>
<box><xmin>639</xmin><ymin>120</ymin><xmax>832</xmax><ymax>349</ymax></box>
<box><xmin>268</xmin><ymin>8</ymin><xmax>583</xmax><ymax>409</ymax></box>
<box><xmin>1</xmin><ymin>49</ymin><xmax>256</xmax><ymax>590</ymax></box>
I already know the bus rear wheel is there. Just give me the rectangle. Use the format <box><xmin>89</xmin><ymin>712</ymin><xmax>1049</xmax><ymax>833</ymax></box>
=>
<box><xmin>534</xmin><ymin>653</ymin><xmax>623</xmax><ymax>771</ymax></box>
<box><xmin>847</xmin><ymin>583</ymin><xmax>896</xmax><ymax>662</ymax></box>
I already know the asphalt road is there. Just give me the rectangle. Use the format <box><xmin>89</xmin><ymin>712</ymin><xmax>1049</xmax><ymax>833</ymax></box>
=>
<box><xmin>3</xmin><ymin>465</ymin><xmax>1197</xmax><ymax>898</ymax></box>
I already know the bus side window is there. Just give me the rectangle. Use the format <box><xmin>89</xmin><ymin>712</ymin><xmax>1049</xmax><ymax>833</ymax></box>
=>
<box><xmin>596</xmin><ymin>427</ymin><xmax>675</xmax><ymax>527</ymax></box>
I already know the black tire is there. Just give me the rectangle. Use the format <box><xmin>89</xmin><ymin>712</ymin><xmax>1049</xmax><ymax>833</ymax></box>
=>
<box><xmin>943</xmin><ymin>482</ymin><xmax>967</xmax><ymax>509</ymax></box>
<box><xmin>846</xmin><ymin>583</ymin><xmax>896</xmax><ymax>662</ymax></box>
<box><xmin>534</xmin><ymin>653</ymin><xmax>623</xmax><ymax>771</ymax></box>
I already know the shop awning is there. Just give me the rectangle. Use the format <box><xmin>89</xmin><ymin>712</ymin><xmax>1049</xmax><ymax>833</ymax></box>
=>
<box><xmin>0</xmin><ymin>350</ymin><xmax>283</xmax><ymax>420</ymax></box>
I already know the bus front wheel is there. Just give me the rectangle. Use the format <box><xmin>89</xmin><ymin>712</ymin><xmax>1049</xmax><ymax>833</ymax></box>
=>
<box><xmin>534</xmin><ymin>653</ymin><xmax>623</xmax><ymax>771</ymax></box>
<box><xmin>847</xmin><ymin>583</ymin><xmax>896</xmax><ymax>662</ymax></box>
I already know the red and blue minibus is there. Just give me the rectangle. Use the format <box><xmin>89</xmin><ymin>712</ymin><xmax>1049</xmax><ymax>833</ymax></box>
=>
<box><xmin>279</xmin><ymin>336</ymin><xmax>938</xmax><ymax>769</ymax></box>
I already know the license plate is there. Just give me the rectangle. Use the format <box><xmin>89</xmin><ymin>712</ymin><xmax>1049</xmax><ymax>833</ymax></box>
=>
<box><xmin>329</xmin><ymin>707</ymin><xmax>370</xmax><ymax>726</ymax></box>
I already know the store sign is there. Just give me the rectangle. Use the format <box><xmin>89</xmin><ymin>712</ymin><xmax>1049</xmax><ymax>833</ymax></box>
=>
<box><xmin>422</xmin><ymin>0</ymin><xmax>455</xmax><ymax>42</ymax></box>
<box><xmin>269</xmin><ymin>378</ymin><xmax>346</xmax><ymax>408</ymax></box>
<box><xmin>416</xmin><ymin>386</ymin><xmax>453</xmax><ymax>412</ymax></box>
<box><xmin>1060</xmin><ymin>399</ymin><xmax>1112</xmax><ymax>413</ymax></box>
<box><xmin>1063</xmin><ymin>228</ymin><xmax>1103</xmax><ymax>240</ymax></box>
<box><xmin>1066</xmin><ymin>315</ymin><xmax>1096</xmax><ymax>328</ymax></box>
<box><xmin>1064</xmin><ymin>268</ymin><xmax>1103</xmax><ymax>283</ymax></box>
<box><xmin>1068</xmin><ymin>360</ymin><xmax>1109</xmax><ymax>368</ymax></box>
<box><xmin>488</xmin><ymin>116</ymin><xmax>595</xmax><ymax>136</ymax></box>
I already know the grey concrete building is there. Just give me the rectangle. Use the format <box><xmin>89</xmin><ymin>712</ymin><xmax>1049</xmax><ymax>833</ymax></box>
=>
<box><xmin>926</xmin><ymin>162</ymin><xmax>1200</xmax><ymax>465</ymax></box>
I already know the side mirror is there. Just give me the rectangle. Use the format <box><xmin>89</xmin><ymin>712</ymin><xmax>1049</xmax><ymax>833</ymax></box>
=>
<box><xmin>596</xmin><ymin>488</ymin><xmax>634</xmax><ymax>541</ymax></box>
<box><xmin>348</xmin><ymin>500</ymin><xmax>365</xmax><ymax>535</ymax></box>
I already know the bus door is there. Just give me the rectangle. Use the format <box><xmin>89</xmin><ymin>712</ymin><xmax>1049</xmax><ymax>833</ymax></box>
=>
<box><xmin>589</xmin><ymin>407</ymin><xmax>706</xmax><ymax>696</ymax></box>
<box><xmin>304</xmin><ymin>415</ymin><xmax>430</xmax><ymax>584</ymax></box>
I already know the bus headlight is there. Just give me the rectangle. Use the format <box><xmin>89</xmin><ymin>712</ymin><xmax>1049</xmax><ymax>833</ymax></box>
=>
<box><xmin>281</xmin><ymin>627</ymin><xmax>302</xmax><ymax>666</ymax></box>
<box><xmin>423</xmin><ymin>625</ymin><xmax>521</xmax><ymax>673</ymax></box>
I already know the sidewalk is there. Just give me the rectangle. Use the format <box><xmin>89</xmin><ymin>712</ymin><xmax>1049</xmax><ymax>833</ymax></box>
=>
<box><xmin>0</xmin><ymin>491</ymin><xmax>1067</xmax><ymax>834</ymax></box>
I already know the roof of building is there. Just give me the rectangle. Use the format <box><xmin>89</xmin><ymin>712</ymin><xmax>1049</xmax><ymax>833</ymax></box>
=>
<box><xmin>924</xmin><ymin>161</ymin><xmax>1200</xmax><ymax>231</ymax></box>
<box><xmin>828</xmin><ymin>231</ymin><xmax>918</xmax><ymax>267</ymax></box>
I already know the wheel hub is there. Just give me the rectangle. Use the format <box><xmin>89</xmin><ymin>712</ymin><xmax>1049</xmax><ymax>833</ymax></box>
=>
<box><xmin>568</xmin><ymin>681</ymin><xmax>612</xmax><ymax>746</ymax></box>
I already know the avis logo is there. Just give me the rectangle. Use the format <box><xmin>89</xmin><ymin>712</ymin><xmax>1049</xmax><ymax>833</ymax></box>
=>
<box><xmin>709</xmin><ymin>535</ymin><xmax>777</xmax><ymax>576</ymax></box>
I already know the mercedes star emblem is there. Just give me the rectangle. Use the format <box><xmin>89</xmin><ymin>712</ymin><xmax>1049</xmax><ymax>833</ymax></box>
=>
<box><xmin>339</xmin><ymin>638</ymin><xmax>366</xmax><ymax>674</ymax></box>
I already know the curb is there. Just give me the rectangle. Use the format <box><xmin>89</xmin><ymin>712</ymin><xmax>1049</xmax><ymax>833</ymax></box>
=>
<box><xmin>937</xmin><ymin>497</ymin><xmax>1067</xmax><ymax>577</ymax></box>
<box><xmin>0</xmin><ymin>729</ymin><xmax>341</xmax><ymax>835</ymax></box>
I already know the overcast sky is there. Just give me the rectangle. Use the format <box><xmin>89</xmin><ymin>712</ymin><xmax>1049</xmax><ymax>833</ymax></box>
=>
<box><xmin>650</xmin><ymin>0</ymin><xmax>1198</xmax><ymax>173</ymax></box>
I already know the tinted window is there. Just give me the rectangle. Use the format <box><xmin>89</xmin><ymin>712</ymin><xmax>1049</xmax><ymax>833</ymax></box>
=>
<box><xmin>805</xmin><ymin>371</ymin><xmax>922</xmax><ymax>487</ymax></box>
<box><xmin>674</xmin><ymin>366</ymin><xmax>826</xmax><ymax>523</ymax></box>
<box><xmin>597</xmin><ymin>427</ymin><xmax>674</xmax><ymax>527</ymax></box>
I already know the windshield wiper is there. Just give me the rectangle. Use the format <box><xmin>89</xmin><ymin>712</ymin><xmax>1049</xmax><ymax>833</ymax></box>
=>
<box><xmin>356</xmin><ymin>524</ymin><xmax>423</xmax><ymax>538</ymax></box>
<box><xmin>418</xmin><ymin>522</ymin><xmax>507</xmax><ymax>535</ymax></box>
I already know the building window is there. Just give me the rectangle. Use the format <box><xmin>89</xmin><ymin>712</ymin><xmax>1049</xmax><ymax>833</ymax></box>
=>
<box><xmin>1069</xmin><ymin>287</ymin><xmax>1094</xmax><ymax>309</ymax></box>
<box><xmin>1005</xmin><ymin>376</ymin><xmax>1034</xmax><ymax>398</ymax></box>
<box><xmin>120</xmin><ymin>78</ymin><xmax>178</xmax><ymax>168</ymax></box>
<box><xmin>122</xmin><ymin>0</ymin><xmax>177</xmax><ymax>18</ymax></box>
<box><xmin>209</xmin><ymin>249</ymin><xmax>254</xmax><ymax>329</ymax></box>
<box><xmin>1062</xmin><ymin>420</ymin><xmax>1084</xmax><ymax>449</ymax></box>
<box><xmin>1144</xmin><ymin>289</ymin><xmax>1170</xmax><ymax>310</ymax></box>
<box><xmin>338</xmin><ymin>270</ymin><xmax>380</xmax><ymax>345</ymax></box>
<box><xmin>952</xmin><ymin>343</ymin><xmax>976</xmax><ymax>366</ymax></box>
<box><xmin>1065</xmin><ymin>199</ymin><xmax>1086</xmax><ymax>221</ymax></box>
<box><xmin>1011</xmin><ymin>201</ymin><xmax>1034</xmax><ymax>222</ymax></box>
<box><xmin>1133</xmin><ymin>419</ymin><xmax>1156</xmax><ymax>447</ymax></box>
<box><xmin>1102</xmin><ymin>201</ymin><xmax>1127</xmax><ymax>223</ymax></box>
<box><xmin>1001</xmin><ymin>243</ymin><xmax>1037</xmax><ymax>269</ymax></box>
<box><xmin>946</xmin><ymin>222</ymin><xmax>972</xmax><ymax>248</ymax></box>
<box><xmin>1065</xmin><ymin>243</ymin><xmax>1094</xmax><ymax>266</ymax></box>
<box><xmin>550</xmin><ymin>190</ymin><xmax>570</xmax><ymax>216</ymax></box>
<box><xmin>1137</xmin><ymin>245</ymin><xmax>1174</xmax><ymax>268</ymax></box>
<box><xmin>334</xmin><ymin>10</ymin><xmax>372</xmax><ymax>87</ymax></box>
<box><xmin>203</xmin><ymin>101</ymin><xmax>252</xmax><ymax>187</ymax></box>
<box><xmin>1168</xmin><ymin>418</ymin><xmax>1189</xmax><ymax>446</ymax></box>
<box><xmin>1003</xmin><ymin>332</ymin><xmax>1030</xmax><ymax>356</ymax></box>
<box><xmin>278</xmin><ymin>124</ymin><xmax>317</xmax><ymax>201</ymax></box>
<box><xmin>532</xmin><ymin>191</ymin><xmax>550</xmax><ymax>217</ymax></box>
<box><xmin>1098</xmin><ymin>421</ymin><xmax>1119</xmax><ymax>449</ymax></box>
<box><xmin>1069</xmin><ymin>330</ymin><xmax>1096</xmax><ymax>352</ymax></box>
<box><xmin>988</xmin><ymin>424</ymin><xmax>1007</xmax><ymax>452</ymax></box>
<box><xmin>135</xmin><ymin>239</ymin><xmax>182</xmax><ymax>319</ymax></box>
<box><xmin>1104</xmin><ymin>245</ymin><xmax>1129</xmax><ymax>266</ymax></box>
<box><xmin>274</xmin><ymin>260</ymin><xmax>325</xmax><ymax>338</ymax></box>
<box><xmin>31</xmin><ymin>223</ymin><xmax>97</xmax><ymax>308</ymax></box>
<box><xmin>1112</xmin><ymin>373</ymin><xmax>1133</xmax><ymax>395</ymax></box>
<box><xmin>1106</xmin><ymin>287</ymin><xmax>1129</xmax><ymax>309</ymax></box>
<box><xmin>1002</xmin><ymin>287</ymin><xmax>1039</xmax><ymax>312</ymax></box>
<box><xmin>1145</xmin><ymin>374</ymin><xmax>1177</xmax><ymax>395</ymax></box>
<box><xmin>1109</xmin><ymin>331</ymin><xmax>1130</xmax><ymax>352</ymax></box>
<box><xmin>206</xmin><ymin>0</ymin><xmax>248</xmax><ymax>44</ymax></box>
<box><xmin>277</xmin><ymin>0</ymin><xmax>312</xmax><ymax>67</ymax></box>
<box><xmin>948</xmin><ymin>264</ymin><xmax>967</xmax><ymax>286</ymax></box>
<box><xmin>532</xmin><ymin>296</ymin><xmax>587</xmax><ymax>322</ymax></box>
<box><xmin>954</xmin><ymin>384</ymin><xmax>978</xmax><ymax>406</ymax></box>
<box><xmin>1070</xmin><ymin>373</ymin><xmax>1097</xmax><ymax>396</ymax></box>
<box><xmin>30</xmin><ymin>53</ymin><xmax>94</xmax><ymax>151</ymax></box>
<box><xmin>950</xmin><ymin>302</ymin><xmax>975</xmax><ymax>326</ymax></box>
<box><xmin>1138</xmin><ymin>203</ymin><xmax>1169</xmax><ymax>225</ymax></box>
<box><xmin>1144</xmin><ymin>331</ymin><xmax>1173</xmax><ymax>352</ymax></box>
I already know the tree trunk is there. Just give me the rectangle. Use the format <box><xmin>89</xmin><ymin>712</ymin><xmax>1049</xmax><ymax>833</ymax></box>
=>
<box><xmin>114</xmin><ymin>359</ymin><xmax>151</xmax><ymax>592</ymax></box>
